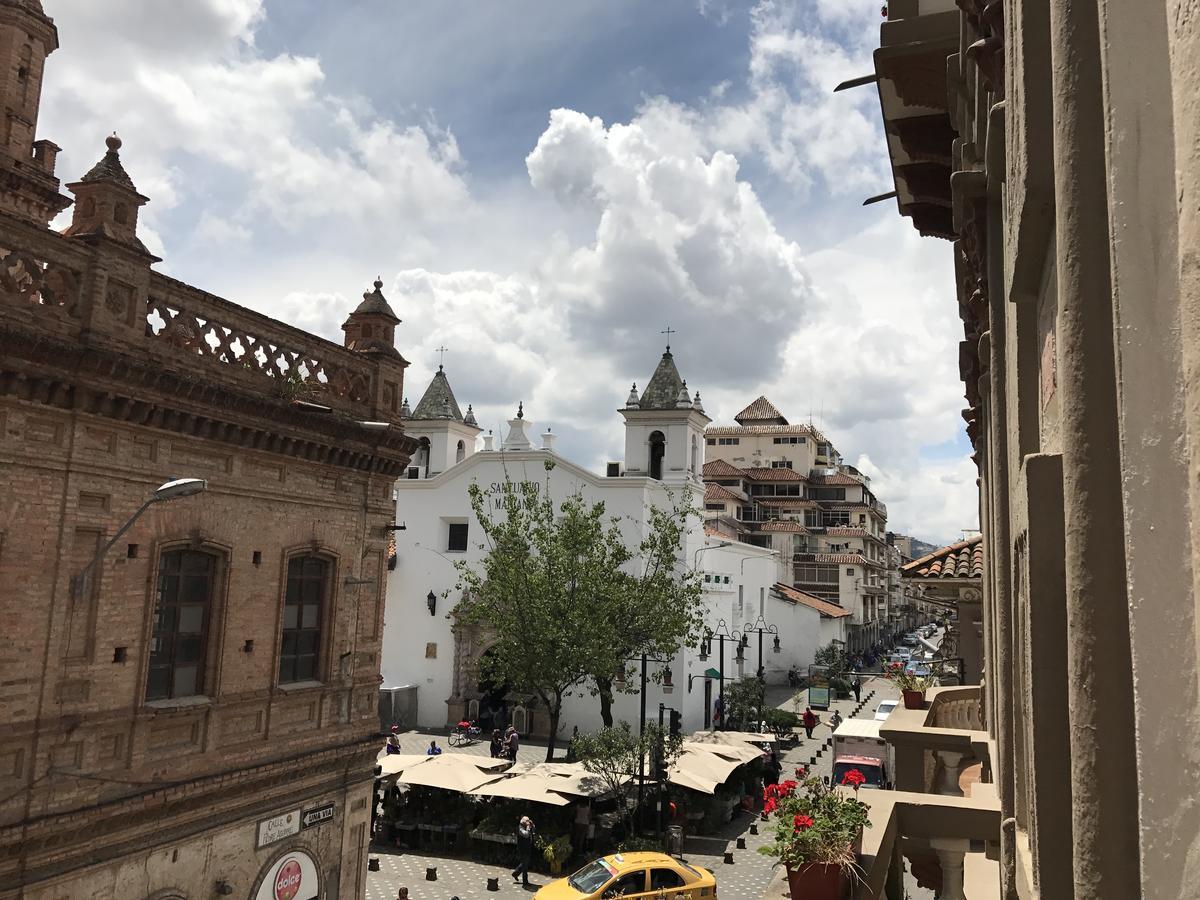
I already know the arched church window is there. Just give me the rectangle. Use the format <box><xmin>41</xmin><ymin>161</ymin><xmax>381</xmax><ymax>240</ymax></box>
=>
<box><xmin>418</xmin><ymin>437</ymin><xmax>431</xmax><ymax>476</ymax></box>
<box><xmin>649</xmin><ymin>431</ymin><xmax>665</xmax><ymax>481</ymax></box>
<box><xmin>456</xmin><ymin>439</ymin><xmax>466</xmax><ymax>463</ymax></box>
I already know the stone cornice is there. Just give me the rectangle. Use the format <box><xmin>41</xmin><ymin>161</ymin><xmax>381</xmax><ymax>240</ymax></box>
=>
<box><xmin>0</xmin><ymin>318</ymin><xmax>418</xmax><ymax>475</ymax></box>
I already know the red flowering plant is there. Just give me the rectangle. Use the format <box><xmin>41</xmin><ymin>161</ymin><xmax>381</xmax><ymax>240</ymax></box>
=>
<box><xmin>882</xmin><ymin>660</ymin><xmax>938</xmax><ymax>693</ymax></box>
<box><xmin>757</xmin><ymin>770</ymin><xmax>870</xmax><ymax>869</ymax></box>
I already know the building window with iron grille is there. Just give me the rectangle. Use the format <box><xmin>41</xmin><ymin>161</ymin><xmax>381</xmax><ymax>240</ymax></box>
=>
<box><xmin>280</xmin><ymin>555</ymin><xmax>329</xmax><ymax>684</ymax></box>
<box><xmin>147</xmin><ymin>548</ymin><xmax>218</xmax><ymax>700</ymax></box>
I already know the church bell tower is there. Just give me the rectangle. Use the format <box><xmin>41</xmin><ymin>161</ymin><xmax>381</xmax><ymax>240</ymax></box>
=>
<box><xmin>0</xmin><ymin>0</ymin><xmax>70</xmax><ymax>225</ymax></box>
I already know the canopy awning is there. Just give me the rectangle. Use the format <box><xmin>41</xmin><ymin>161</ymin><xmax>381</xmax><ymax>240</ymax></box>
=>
<box><xmin>689</xmin><ymin>730</ymin><xmax>777</xmax><ymax>747</ymax></box>
<box><xmin>470</xmin><ymin>774</ymin><xmax>572</xmax><ymax>806</ymax></box>
<box><xmin>679</xmin><ymin>740</ymin><xmax>762</xmax><ymax>764</ymax></box>
<box><xmin>385</xmin><ymin>753</ymin><xmax>510</xmax><ymax>792</ymax></box>
<box><xmin>668</xmin><ymin>744</ymin><xmax>754</xmax><ymax>795</ymax></box>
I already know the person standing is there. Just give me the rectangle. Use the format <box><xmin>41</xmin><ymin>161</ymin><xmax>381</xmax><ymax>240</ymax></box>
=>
<box><xmin>426</xmin><ymin>740</ymin><xmax>443</xmax><ymax>756</ymax></box>
<box><xmin>512</xmin><ymin>815</ymin><xmax>536</xmax><ymax>886</ymax></box>
<box><xmin>505</xmin><ymin>726</ymin><xmax>520</xmax><ymax>763</ymax></box>
<box><xmin>829</xmin><ymin>710</ymin><xmax>843</xmax><ymax>733</ymax></box>
<box><xmin>489</xmin><ymin>729</ymin><xmax>504</xmax><ymax>759</ymax></box>
<box><xmin>764</xmin><ymin>750</ymin><xmax>782</xmax><ymax>787</ymax></box>
<box><xmin>851</xmin><ymin>674</ymin><xmax>862</xmax><ymax>703</ymax></box>
<box><xmin>802</xmin><ymin>707</ymin><xmax>817</xmax><ymax>740</ymax></box>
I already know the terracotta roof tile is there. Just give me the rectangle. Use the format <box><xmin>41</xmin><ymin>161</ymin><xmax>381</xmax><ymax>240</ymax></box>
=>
<box><xmin>704</xmin><ymin>483</ymin><xmax>745</xmax><ymax>503</ymax></box>
<box><xmin>773</xmin><ymin>582</ymin><xmax>852</xmax><ymax>618</ymax></box>
<box><xmin>702</xmin><ymin>459</ymin><xmax>746</xmax><ymax>478</ymax></box>
<box><xmin>733</xmin><ymin>396</ymin><xmax>788</xmax><ymax>425</ymax></box>
<box><xmin>821</xmin><ymin>527</ymin><xmax>874</xmax><ymax>538</ymax></box>
<box><xmin>901</xmin><ymin>534</ymin><xmax>984</xmax><ymax>579</ymax></box>
<box><xmin>755</xmin><ymin>498</ymin><xmax>818</xmax><ymax>508</ymax></box>
<box><xmin>706</xmin><ymin>425</ymin><xmax>821</xmax><ymax>436</ymax></box>
<box><xmin>759</xmin><ymin>521</ymin><xmax>810</xmax><ymax>533</ymax></box>
<box><xmin>799</xmin><ymin>552</ymin><xmax>870</xmax><ymax>565</ymax></box>
<box><xmin>808</xmin><ymin>473</ymin><xmax>863</xmax><ymax>486</ymax></box>
<box><xmin>744</xmin><ymin>467</ymin><xmax>805</xmax><ymax>481</ymax></box>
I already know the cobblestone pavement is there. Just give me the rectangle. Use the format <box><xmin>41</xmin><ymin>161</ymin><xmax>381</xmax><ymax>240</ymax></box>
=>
<box><xmin>366</xmin><ymin>677</ymin><xmax>900</xmax><ymax>900</ymax></box>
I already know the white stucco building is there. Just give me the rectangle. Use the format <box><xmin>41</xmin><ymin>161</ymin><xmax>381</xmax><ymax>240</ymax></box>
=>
<box><xmin>382</xmin><ymin>350</ymin><xmax>846</xmax><ymax>739</ymax></box>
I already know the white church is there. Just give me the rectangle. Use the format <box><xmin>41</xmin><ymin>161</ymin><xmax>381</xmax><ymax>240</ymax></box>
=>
<box><xmin>381</xmin><ymin>347</ymin><xmax>847</xmax><ymax>739</ymax></box>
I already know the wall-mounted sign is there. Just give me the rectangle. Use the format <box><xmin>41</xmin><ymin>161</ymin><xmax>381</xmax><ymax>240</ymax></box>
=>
<box><xmin>256</xmin><ymin>809</ymin><xmax>301</xmax><ymax>848</ymax></box>
<box><xmin>301</xmin><ymin>802</ymin><xmax>335</xmax><ymax>829</ymax></box>
<box><xmin>256</xmin><ymin>849</ymin><xmax>319</xmax><ymax>900</ymax></box>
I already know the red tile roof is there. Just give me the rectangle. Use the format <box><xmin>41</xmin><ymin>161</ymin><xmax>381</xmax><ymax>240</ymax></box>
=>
<box><xmin>744</xmin><ymin>467</ymin><xmax>805</xmax><ymax>481</ymax></box>
<box><xmin>902</xmin><ymin>534</ymin><xmax>984</xmax><ymax>579</ymax></box>
<box><xmin>702</xmin><ymin>459</ymin><xmax>746</xmax><ymax>478</ymax></box>
<box><xmin>822</xmin><ymin>527</ymin><xmax>874</xmax><ymax>538</ymax></box>
<box><xmin>759</xmin><ymin>521</ymin><xmax>810</xmax><ymax>533</ymax></box>
<box><xmin>734</xmin><ymin>396</ymin><xmax>788</xmax><ymax>425</ymax></box>
<box><xmin>704</xmin><ymin>483</ymin><xmax>745</xmax><ymax>503</ymax></box>
<box><xmin>799</xmin><ymin>552</ymin><xmax>870</xmax><ymax>565</ymax></box>
<box><xmin>773</xmin><ymin>583</ymin><xmax>852</xmax><ymax>618</ymax></box>
<box><xmin>756</xmin><ymin>498</ymin><xmax>817</xmax><ymax>508</ymax></box>
<box><xmin>808</xmin><ymin>473</ymin><xmax>863</xmax><ymax>486</ymax></box>
<box><xmin>706</xmin><ymin>425</ymin><xmax>822</xmax><ymax>436</ymax></box>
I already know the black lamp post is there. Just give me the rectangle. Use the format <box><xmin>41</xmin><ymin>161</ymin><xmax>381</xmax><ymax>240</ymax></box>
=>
<box><xmin>426</xmin><ymin>591</ymin><xmax>437</xmax><ymax>615</ymax></box>
<box><xmin>615</xmin><ymin>651</ymin><xmax>672</xmax><ymax>831</ymax></box>
<box><xmin>740</xmin><ymin>615</ymin><xmax>781</xmax><ymax>684</ymax></box>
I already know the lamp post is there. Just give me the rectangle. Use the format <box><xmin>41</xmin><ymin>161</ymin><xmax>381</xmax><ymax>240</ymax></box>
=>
<box><xmin>71</xmin><ymin>478</ymin><xmax>208</xmax><ymax>601</ymax></box>
<box><xmin>739</xmin><ymin>615</ymin><xmax>781</xmax><ymax>683</ymax></box>
<box><xmin>613</xmin><ymin>651</ymin><xmax>672</xmax><ymax>830</ymax></box>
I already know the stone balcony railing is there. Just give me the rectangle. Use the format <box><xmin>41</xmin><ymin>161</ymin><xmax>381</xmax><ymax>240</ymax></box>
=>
<box><xmin>882</xmin><ymin>685</ymin><xmax>988</xmax><ymax>795</ymax></box>
<box><xmin>852</xmin><ymin>789</ymin><xmax>1001</xmax><ymax>900</ymax></box>
<box><xmin>0</xmin><ymin>214</ymin><xmax>402</xmax><ymax>424</ymax></box>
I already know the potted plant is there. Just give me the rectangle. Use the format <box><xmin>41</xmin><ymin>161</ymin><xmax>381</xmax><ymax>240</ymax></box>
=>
<box><xmin>538</xmin><ymin>834</ymin><xmax>573</xmax><ymax>875</ymax></box>
<box><xmin>883</xmin><ymin>661</ymin><xmax>938</xmax><ymax>708</ymax></box>
<box><xmin>757</xmin><ymin>772</ymin><xmax>871</xmax><ymax>900</ymax></box>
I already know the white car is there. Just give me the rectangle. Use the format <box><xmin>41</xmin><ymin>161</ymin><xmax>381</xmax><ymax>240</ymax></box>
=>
<box><xmin>874</xmin><ymin>700</ymin><xmax>899</xmax><ymax>721</ymax></box>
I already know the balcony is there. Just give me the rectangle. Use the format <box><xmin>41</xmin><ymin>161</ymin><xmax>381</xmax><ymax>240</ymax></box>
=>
<box><xmin>851</xmin><ymin>686</ymin><xmax>998</xmax><ymax>898</ymax></box>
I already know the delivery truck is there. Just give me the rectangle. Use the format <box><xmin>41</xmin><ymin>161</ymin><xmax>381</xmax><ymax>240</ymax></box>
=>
<box><xmin>831</xmin><ymin>718</ymin><xmax>893</xmax><ymax>790</ymax></box>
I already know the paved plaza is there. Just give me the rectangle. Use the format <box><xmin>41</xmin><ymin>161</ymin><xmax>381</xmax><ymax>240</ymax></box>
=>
<box><xmin>367</xmin><ymin>677</ymin><xmax>900</xmax><ymax>900</ymax></box>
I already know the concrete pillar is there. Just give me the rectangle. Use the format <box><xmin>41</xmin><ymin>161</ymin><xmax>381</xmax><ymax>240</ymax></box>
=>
<box><xmin>936</xmin><ymin>750</ymin><xmax>966</xmax><ymax>797</ymax></box>
<box><xmin>931</xmin><ymin>839</ymin><xmax>969</xmax><ymax>900</ymax></box>
<box><xmin>1048</xmin><ymin>1</ymin><xmax>1142</xmax><ymax>896</ymax></box>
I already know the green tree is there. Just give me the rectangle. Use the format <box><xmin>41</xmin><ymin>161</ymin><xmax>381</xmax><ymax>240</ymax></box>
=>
<box><xmin>574</xmin><ymin>722</ymin><xmax>682</xmax><ymax>838</ymax></box>
<box><xmin>723</xmin><ymin>675</ymin><xmax>766</xmax><ymax>730</ymax></box>
<box><xmin>454</xmin><ymin>465</ymin><xmax>705</xmax><ymax>760</ymax></box>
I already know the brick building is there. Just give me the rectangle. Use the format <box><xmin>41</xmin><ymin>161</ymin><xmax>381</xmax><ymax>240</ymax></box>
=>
<box><xmin>0</xmin><ymin>2</ymin><xmax>415</xmax><ymax>898</ymax></box>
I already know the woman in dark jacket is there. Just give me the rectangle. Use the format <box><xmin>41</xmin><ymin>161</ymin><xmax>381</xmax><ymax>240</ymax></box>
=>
<box><xmin>512</xmin><ymin>816</ymin><xmax>535</xmax><ymax>886</ymax></box>
<box><xmin>490</xmin><ymin>729</ymin><xmax>504</xmax><ymax>758</ymax></box>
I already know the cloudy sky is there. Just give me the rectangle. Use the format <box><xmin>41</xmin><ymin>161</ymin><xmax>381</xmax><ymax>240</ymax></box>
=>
<box><xmin>38</xmin><ymin>0</ymin><xmax>977</xmax><ymax>544</ymax></box>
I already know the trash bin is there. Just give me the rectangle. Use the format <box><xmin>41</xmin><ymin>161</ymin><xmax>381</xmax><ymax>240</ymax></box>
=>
<box><xmin>667</xmin><ymin>825</ymin><xmax>684</xmax><ymax>857</ymax></box>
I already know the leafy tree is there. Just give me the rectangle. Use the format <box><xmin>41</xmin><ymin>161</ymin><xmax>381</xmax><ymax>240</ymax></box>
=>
<box><xmin>574</xmin><ymin>722</ymin><xmax>682</xmax><ymax>838</ymax></box>
<box><xmin>723</xmin><ymin>675</ymin><xmax>766</xmax><ymax>730</ymax></box>
<box><xmin>454</xmin><ymin>465</ymin><xmax>705</xmax><ymax>760</ymax></box>
<box><xmin>813</xmin><ymin>641</ymin><xmax>849</xmax><ymax>683</ymax></box>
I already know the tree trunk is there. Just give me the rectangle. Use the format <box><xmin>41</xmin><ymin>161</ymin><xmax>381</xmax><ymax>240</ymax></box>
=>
<box><xmin>544</xmin><ymin>695</ymin><xmax>562</xmax><ymax>762</ymax></box>
<box><xmin>597</xmin><ymin>677</ymin><xmax>615</xmax><ymax>728</ymax></box>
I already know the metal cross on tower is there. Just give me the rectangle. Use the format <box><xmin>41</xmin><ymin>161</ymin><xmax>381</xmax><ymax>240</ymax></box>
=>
<box><xmin>661</xmin><ymin>326</ymin><xmax>675</xmax><ymax>351</ymax></box>
<box><xmin>435</xmin><ymin>345</ymin><xmax>448</xmax><ymax>369</ymax></box>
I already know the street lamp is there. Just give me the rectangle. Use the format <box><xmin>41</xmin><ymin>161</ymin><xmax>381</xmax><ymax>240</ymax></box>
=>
<box><xmin>614</xmin><ymin>650</ymin><xmax>672</xmax><ymax>828</ymax></box>
<box><xmin>71</xmin><ymin>477</ymin><xmax>208</xmax><ymax>601</ymax></box>
<box><xmin>426</xmin><ymin>591</ymin><xmax>437</xmax><ymax>616</ymax></box>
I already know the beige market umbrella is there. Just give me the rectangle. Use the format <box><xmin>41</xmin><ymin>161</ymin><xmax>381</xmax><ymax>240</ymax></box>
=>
<box><xmin>679</xmin><ymin>740</ymin><xmax>762</xmax><ymax>764</ymax></box>
<box><xmin>376</xmin><ymin>754</ymin><xmax>435</xmax><ymax>778</ymax></box>
<box><xmin>470</xmin><ymin>772</ymin><xmax>572</xmax><ymax>806</ymax></box>
<box><xmin>395</xmin><ymin>754</ymin><xmax>510</xmax><ymax>793</ymax></box>
<box><xmin>666</xmin><ymin>759</ymin><xmax>720</xmax><ymax>795</ymax></box>
<box><xmin>690</xmin><ymin>729</ymin><xmax>777</xmax><ymax>746</ymax></box>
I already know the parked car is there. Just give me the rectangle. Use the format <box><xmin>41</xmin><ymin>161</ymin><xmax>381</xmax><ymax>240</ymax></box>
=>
<box><xmin>904</xmin><ymin>661</ymin><xmax>932</xmax><ymax>677</ymax></box>
<box><xmin>536</xmin><ymin>853</ymin><xmax>716</xmax><ymax>900</ymax></box>
<box><xmin>902</xmin><ymin>633</ymin><xmax>920</xmax><ymax>646</ymax></box>
<box><xmin>874</xmin><ymin>700</ymin><xmax>899</xmax><ymax>721</ymax></box>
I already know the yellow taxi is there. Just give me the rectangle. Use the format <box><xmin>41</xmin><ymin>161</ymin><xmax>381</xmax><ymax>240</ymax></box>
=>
<box><xmin>535</xmin><ymin>852</ymin><xmax>717</xmax><ymax>900</ymax></box>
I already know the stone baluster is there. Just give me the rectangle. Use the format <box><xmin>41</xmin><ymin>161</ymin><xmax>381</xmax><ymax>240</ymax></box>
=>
<box><xmin>937</xmin><ymin>749</ymin><xmax>966</xmax><ymax>796</ymax></box>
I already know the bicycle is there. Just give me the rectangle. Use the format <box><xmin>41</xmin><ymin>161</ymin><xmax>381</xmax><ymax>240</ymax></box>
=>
<box><xmin>448</xmin><ymin>719</ymin><xmax>482</xmax><ymax>747</ymax></box>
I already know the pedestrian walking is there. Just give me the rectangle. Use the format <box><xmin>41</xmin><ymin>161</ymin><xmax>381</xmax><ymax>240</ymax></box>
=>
<box><xmin>851</xmin><ymin>674</ymin><xmax>862</xmax><ymax>703</ymax></box>
<box><xmin>802</xmin><ymin>706</ymin><xmax>817</xmax><ymax>740</ymax></box>
<box><xmin>489</xmin><ymin>729</ymin><xmax>503</xmax><ymax>758</ymax></box>
<box><xmin>426</xmin><ymin>740</ymin><xmax>442</xmax><ymax>756</ymax></box>
<box><xmin>384</xmin><ymin>732</ymin><xmax>401</xmax><ymax>755</ymax></box>
<box><xmin>764</xmin><ymin>750</ymin><xmax>782</xmax><ymax>787</ymax></box>
<box><xmin>829</xmin><ymin>710</ymin><xmax>843</xmax><ymax>732</ymax></box>
<box><xmin>512</xmin><ymin>815</ymin><xmax>536</xmax><ymax>886</ymax></box>
<box><xmin>505</xmin><ymin>725</ymin><xmax>519</xmax><ymax>763</ymax></box>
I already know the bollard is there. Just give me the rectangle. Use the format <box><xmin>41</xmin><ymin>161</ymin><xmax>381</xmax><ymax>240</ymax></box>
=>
<box><xmin>723</xmin><ymin>851</ymin><xmax>734</xmax><ymax>864</ymax></box>
<box><xmin>426</xmin><ymin>866</ymin><xmax>438</xmax><ymax>881</ymax></box>
<box><xmin>736</xmin><ymin>837</ymin><xmax>746</xmax><ymax>849</ymax></box>
<box><xmin>487</xmin><ymin>877</ymin><xmax>500</xmax><ymax>892</ymax></box>
<box><xmin>750</xmin><ymin>823</ymin><xmax>759</xmax><ymax>836</ymax></box>
<box><xmin>760</xmin><ymin>810</ymin><xmax>768</xmax><ymax>821</ymax></box>
<box><xmin>368</xmin><ymin>858</ymin><xmax>380</xmax><ymax>872</ymax></box>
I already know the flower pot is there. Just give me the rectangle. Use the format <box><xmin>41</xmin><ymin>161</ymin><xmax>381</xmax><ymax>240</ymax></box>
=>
<box><xmin>902</xmin><ymin>689</ymin><xmax>926</xmax><ymax>709</ymax></box>
<box><xmin>785</xmin><ymin>862</ymin><xmax>843</xmax><ymax>900</ymax></box>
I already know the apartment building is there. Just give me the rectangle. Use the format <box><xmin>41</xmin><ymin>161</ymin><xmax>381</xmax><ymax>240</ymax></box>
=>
<box><xmin>701</xmin><ymin>396</ymin><xmax>891</xmax><ymax>652</ymax></box>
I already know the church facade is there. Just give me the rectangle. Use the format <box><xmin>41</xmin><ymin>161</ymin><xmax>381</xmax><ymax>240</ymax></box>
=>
<box><xmin>382</xmin><ymin>350</ymin><xmax>846</xmax><ymax>738</ymax></box>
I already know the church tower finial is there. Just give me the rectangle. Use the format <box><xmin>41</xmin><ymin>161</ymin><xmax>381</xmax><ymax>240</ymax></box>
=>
<box><xmin>63</xmin><ymin>132</ymin><xmax>155</xmax><ymax>256</ymax></box>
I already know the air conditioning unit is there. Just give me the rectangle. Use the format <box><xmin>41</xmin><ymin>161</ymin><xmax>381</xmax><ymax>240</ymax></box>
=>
<box><xmin>606</xmin><ymin>461</ymin><xmax>625</xmax><ymax>477</ymax></box>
